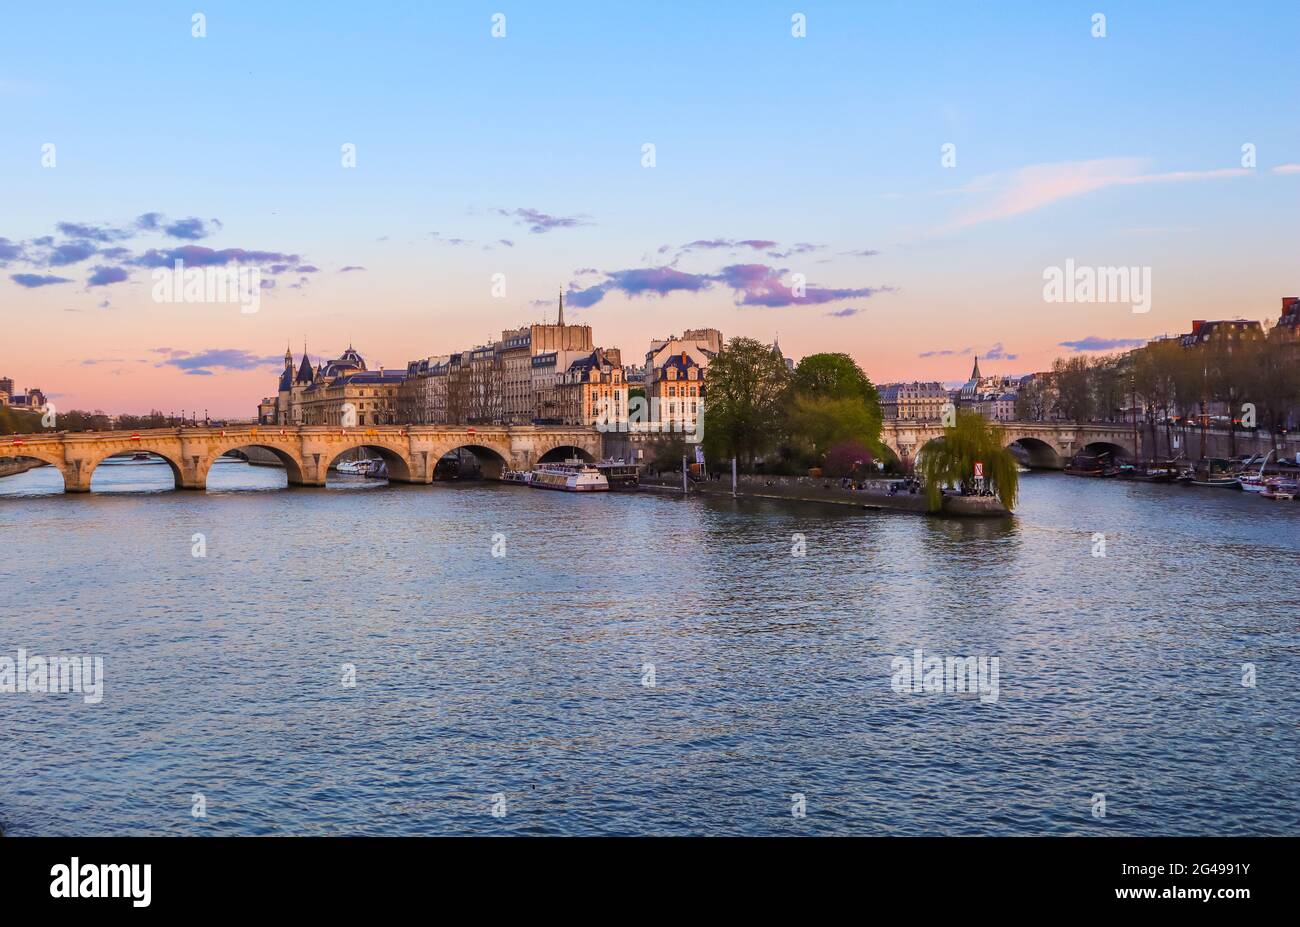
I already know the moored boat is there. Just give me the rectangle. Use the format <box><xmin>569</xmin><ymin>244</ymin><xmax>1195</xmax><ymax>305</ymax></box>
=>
<box><xmin>529</xmin><ymin>462</ymin><xmax>609</xmax><ymax>492</ymax></box>
<box><xmin>593</xmin><ymin>459</ymin><xmax>640</xmax><ymax>490</ymax></box>
<box><xmin>1180</xmin><ymin>457</ymin><xmax>1241</xmax><ymax>489</ymax></box>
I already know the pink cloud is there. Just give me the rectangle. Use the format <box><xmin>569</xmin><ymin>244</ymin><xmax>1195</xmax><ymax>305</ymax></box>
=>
<box><xmin>944</xmin><ymin>158</ymin><xmax>1251</xmax><ymax>232</ymax></box>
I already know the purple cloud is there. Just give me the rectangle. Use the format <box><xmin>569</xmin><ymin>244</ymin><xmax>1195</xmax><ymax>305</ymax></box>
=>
<box><xmin>825</xmin><ymin>307</ymin><xmax>862</xmax><ymax>317</ymax></box>
<box><xmin>0</xmin><ymin>237</ymin><xmax>24</xmax><ymax>264</ymax></box>
<box><xmin>47</xmin><ymin>241</ymin><xmax>99</xmax><ymax>266</ymax></box>
<box><xmin>87</xmin><ymin>265</ymin><xmax>129</xmax><ymax>287</ymax></box>
<box><xmin>716</xmin><ymin>263</ymin><xmax>887</xmax><ymax>307</ymax></box>
<box><xmin>1059</xmin><ymin>336</ymin><xmax>1148</xmax><ymax>352</ymax></box>
<box><xmin>919</xmin><ymin>347</ymin><xmax>973</xmax><ymax>358</ymax></box>
<box><xmin>164</xmin><ymin>217</ymin><xmax>221</xmax><ymax>240</ymax></box>
<box><xmin>338</xmin><ymin>265</ymin><xmax>366</xmax><ymax>272</ymax></box>
<box><xmin>499</xmin><ymin>207</ymin><xmax>591</xmax><ymax>234</ymax></box>
<box><xmin>984</xmin><ymin>342</ymin><xmax>1019</xmax><ymax>361</ymax></box>
<box><xmin>158</xmin><ymin>348</ymin><xmax>283</xmax><ymax>376</ymax></box>
<box><xmin>133</xmin><ymin>245</ymin><xmax>302</xmax><ymax>269</ymax></box>
<box><xmin>55</xmin><ymin>221</ymin><xmax>133</xmax><ymax>243</ymax></box>
<box><xmin>10</xmin><ymin>273</ymin><xmax>72</xmax><ymax>288</ymax></box>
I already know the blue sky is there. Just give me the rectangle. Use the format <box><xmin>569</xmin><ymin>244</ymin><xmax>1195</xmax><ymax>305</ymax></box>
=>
<box><xmin>2</xmin><ymin>1</ymin><xmax>1297</xmax><ymax>414</ymax></box>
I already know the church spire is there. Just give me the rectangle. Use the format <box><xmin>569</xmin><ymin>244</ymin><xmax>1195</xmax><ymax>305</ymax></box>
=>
<box><xmin>970</xmin><ymin>356</ymin><xmax>981</xmax><ymax>381</ymax></box>
<box><xmin>557</xmin><ymin>290</ymin><xmax>564</xmax><ymax>327</ymax></box>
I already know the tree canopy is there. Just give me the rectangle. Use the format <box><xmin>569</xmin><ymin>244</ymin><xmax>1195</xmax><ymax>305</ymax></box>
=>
<box><xmin>917</xmin><ymin>411</ymin><xmax>1019</xmax><ymax>512</ymax></box>
<box><xmin>701</xmin><ymin>337</ymin><xmax>792</xmax><ymax>464</ymax></box>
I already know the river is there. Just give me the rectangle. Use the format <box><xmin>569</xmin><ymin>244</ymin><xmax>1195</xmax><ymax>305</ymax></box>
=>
<box><xmin>1</xmin><ymin>458</ymin><xmax>1297</xmax><ymax>835</ymax></box>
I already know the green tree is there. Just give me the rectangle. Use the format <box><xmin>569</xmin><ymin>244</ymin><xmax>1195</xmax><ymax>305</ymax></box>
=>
<box><xmin>701</xmin><ymin>337</ymin><xmax>792</xmax><ymax>467</ymax></box>
<box><xmin>918</xmin><ymin>411</ymin><xmax>1019</xmax><ymax>512</ymax></box>
<box><xmin>786</xmin><ymin>394</ymin><xmax>882</xmax><ymax>463</ymax></box>
<box><xmin>786</xmin><ymin>352</ymin><xmax>883</xmax><ymax>467</ymax></box>
<box><xmin>792</xmin><ymin>352</ymin><xmax>879</xmax><ymax>405</ymax></box>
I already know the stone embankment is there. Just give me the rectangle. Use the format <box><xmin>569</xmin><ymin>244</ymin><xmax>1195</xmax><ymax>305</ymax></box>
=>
<box><xmin>0</xmin><ymin>457</ymin><xmax>46</xmax><ymax>479</ymax></box>
<box><xmin>640</xmin><ymin>473</ymin><xmax>1010</xmax><ymax>517</ymax></box>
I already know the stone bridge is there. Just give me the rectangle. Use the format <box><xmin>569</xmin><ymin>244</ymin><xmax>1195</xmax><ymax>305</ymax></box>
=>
<box><xmin>1</xmin><ymin>424</ymin><xmax>602</xmax><ymax>492</ymax></box>
<box><xmin>882</xmin><ymin>420</ymin><xmax>1138</xmax><ymax>469</ymax></box>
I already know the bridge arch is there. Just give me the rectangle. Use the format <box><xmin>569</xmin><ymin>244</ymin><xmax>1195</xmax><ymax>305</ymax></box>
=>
<box><xmin>1</xmin><ymin>449</ymin><xmax>68</xmax><ymax>490</ymax></box>
<box><xmin>323</xmin><ymin>442</ymin><xmax>413</xmax><ymax>483</ymax></box>
<box><xmin>1081</xmin><ymin>440</ymin><xmax>1131</xmax><ymax>462</ymax></box>
<box><xmin>434</xmin><ymin>443</ymin><xmax>510</xmax><ymax>480</ymax></box>
<box><xmin>1006</xmin><ymin>436</ymin><xmax>1063</xmax><ymax>470</ymax></box>
<box><xmin>85</xmin><ymin>447</ymin><xmax>186</xmax><ymax>491</ymax></box>
<box><xmin>537</xmin><ymin>443</ymin><xmax>596</xmax><ymax>465</ymax></box>
<box><xmin>199</xmin><ymin>443</ymin><xmax>305</xmax><ymax>489</ymax></box>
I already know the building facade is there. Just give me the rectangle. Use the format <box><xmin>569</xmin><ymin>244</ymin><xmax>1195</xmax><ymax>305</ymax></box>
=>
<box><xmin>879</xmin><ymin>381</ymin><xmax>949</xmax><ymax>420</ymax></box>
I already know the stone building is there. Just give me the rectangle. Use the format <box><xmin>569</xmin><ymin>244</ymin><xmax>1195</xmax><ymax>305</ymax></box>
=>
<box><xmin>646</xmin><ymin>351</ymin><xmax>704</xmax><ymax>432</ymax></box>
<box><xmin>878</xmin><ymin>381</ymin><xmax>949</xmax><ymax>421</ymax></box>
<box><xmin>558</xmin><ymin>348</ymin><xmax>626</xmax><ymax>427</ymax></box>
<box><xmin>266</xmin><ymin>345</ymin><xmax>403</xmax><ymax>426</ymax></box>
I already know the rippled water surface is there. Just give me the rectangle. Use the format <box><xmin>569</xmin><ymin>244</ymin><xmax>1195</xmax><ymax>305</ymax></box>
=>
<box><xmin>2</xmin><ymin>459</ymin><xmax>1297</xmax><ymax>835</ymax></box>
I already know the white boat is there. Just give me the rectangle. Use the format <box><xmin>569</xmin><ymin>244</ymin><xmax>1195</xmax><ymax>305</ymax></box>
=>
<box><xmin>529</xmin><ymin>462</ymin><xmax>609</xmax><ymax>492</ymax></box>
<box><xmin>336</xmin><ymin>458</ymin><xmax>385</xmax><ymax>477</ymax></box>
<box><xmin>1239</xmin><ymin>451</ymin><xmax>1273</xmax><ymax>494</ymax></box>
<box><xmin>501</xmin><ymin>469</ymin><xmax>533</xmax><ymax>485</ymax></box>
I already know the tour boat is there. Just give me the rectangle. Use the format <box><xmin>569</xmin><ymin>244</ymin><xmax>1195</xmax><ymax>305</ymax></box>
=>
<box><xmin>336</xmin><ymin>458</ymin><xmax>385</xmax><ymax>477</ymax></box>
<box><xmin>130</xmin><ymin>452</ymin><xmax>152</xmax><ymax>462</ymax></box>
<box><xmin>501</xmin><ymin>469</ymin><xmax>533</xmax><ymax>485</ymax></box>
<box><xmin>593</xmin><ymin>459</ymin><xmax>641</xmax><ymax>490</ymax></box>
<box><xmin>529</xmin><ymin>462</ymin><xmax>609</xmax><ymax>492</ymax></box>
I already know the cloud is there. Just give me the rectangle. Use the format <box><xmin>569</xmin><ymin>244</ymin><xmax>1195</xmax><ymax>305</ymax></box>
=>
<box><xmin>716</xmin><ymin>263</ymin><xmax>888</xmax><ymax>307</ymax></box>
<box><xmin>1272</xmin><ymin>164</ymin><xmax>1300</xmax><ymax>174</ymax></box>
<box><xmin>133</xmin><ymin>245</ymin><xmax>302</xmax><ymax>269</ymax></box>
<box><xmin>157</xmin><ymin>348</ymin><xmax>283</xmax><ymax>376</ymax></box>
<box><xmin>87</xmin><ymin>265</ymin><xmax>129</xmax><ymax>287</ymax></box>
<box><xmin>10</xmin><ymin>273</ymin><xmax>72</xmax><ymax>288</ymax></box>
<box><xmin>338</xmin><ymin>265</ymin><xmax>366</xmax><ymax>272</ymax></box>
<box><xmin>498</xmin><ymin>207</ymin><xmax>592</xmax><ymax>234</ymax></box>
<box><xmin>55</xmin><ymin>222</ymin><xmax>133</xmax><ymax>243</ymax></box>
<box><xmin>47</xmin><ymin>241</ymin><xmax>99</xmax><ymax>266</ymax></box>
<box><xmin>824</xmin><ymin>307</ymin><xmax>862</xmax><ymax>317</ymax></box>
<box><xmin>841</xmin><ymin>248</ymin><xmax>880</xmax><ymax>258</ymax></box>
<box><xmin>1059</xmin><ymin>335</ymin><xmax>1148</xmax><ymax>352</ymax></box>
<box><xmin>944</xmin><ymin>158</ymin><xmax>1251</xmax><ymax>231</ymax></box>
<box><xmin>566</xmin><ymin>262</ymin><xmax>891</xmax><ymax>309</ymax></box>
<box><xmin>918</xmin><ymin>347</ymin><xmax>972</xmax><ymax>358</ymax></box>
<box><xmin>163</xmin><ymin>217</ymin><xmax>221</xmax><ymax>240</ymax></box>
<box><xmin>678</xmin><ymin>238</ymin><xmax>778</xmax><ymax>253</ymax></box>
<box><xmin>0</xmin><ymin>237</ymin><xmax>25</xmax><ymax>265</ymax></box>
<box><xmin>983</xmin><ymin>342</ymin><xmax>1018</xmax><ymax>361</ymax></box>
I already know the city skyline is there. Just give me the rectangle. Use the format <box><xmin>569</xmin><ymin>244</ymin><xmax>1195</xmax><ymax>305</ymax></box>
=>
<box><xmin>3</xmin><ymin>2</ymin><xmax>1299</xmax><ymax>416</ymax></box>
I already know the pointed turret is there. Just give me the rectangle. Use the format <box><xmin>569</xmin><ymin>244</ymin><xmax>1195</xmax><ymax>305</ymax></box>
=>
<box><xmin>970</xmin><ymin>356</ymin><xmax>981</xmax><ymax>381</ymax></box>
<box><xmin>557</xmin><ymin>290</ymin><xmax>565</xmax><ymax>327</ymax></box>
<box><xmin>295</xmin><ymin>349</ymin><xmax>314</xmax><ymax>385</ymax></box>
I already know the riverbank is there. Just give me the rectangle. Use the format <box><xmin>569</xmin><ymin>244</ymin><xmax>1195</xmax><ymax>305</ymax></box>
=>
<box><xmin>0</xmin><ymin>457</ymin><xmax>46</xmax><ymax>480</ymax></box>
<box><xmin>639</xmin><ymin>473</ymin><xmax>1010</xmax><ymax>517</ymax></box>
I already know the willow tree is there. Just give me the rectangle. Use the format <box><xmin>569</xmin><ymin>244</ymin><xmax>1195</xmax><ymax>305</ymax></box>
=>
<box><xmin>918</xmin><ymin>411</ymin><xmax>1019</xmax><ymax>512</ymax></box>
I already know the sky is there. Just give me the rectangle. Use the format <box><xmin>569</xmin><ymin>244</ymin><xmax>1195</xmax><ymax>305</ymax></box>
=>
<box><xmin>2</xmin><ymin>1</ymin><xmax>1298</xmax><ymax>417</ymax></box>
